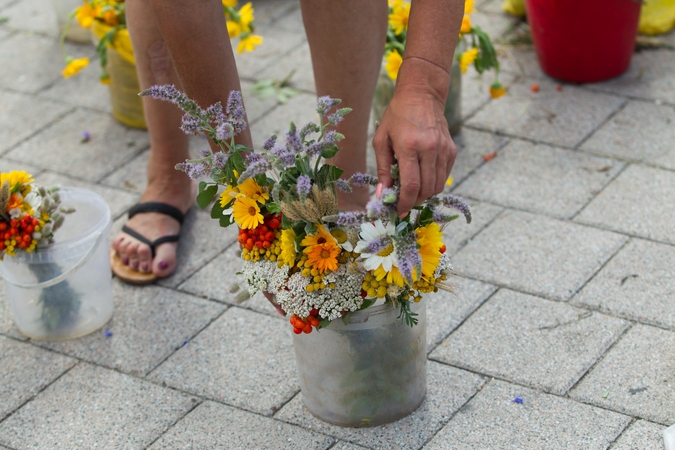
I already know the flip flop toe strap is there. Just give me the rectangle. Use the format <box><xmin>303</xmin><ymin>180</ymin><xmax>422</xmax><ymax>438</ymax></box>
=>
<box><xmin>128</xmin><ymin>202</ymin><xmax>185</xmax><ymax>225</ymax></box>
<box><xmin>122</xmin><ymin>225</ymin><xmax>179</xmax><ymax>258</ymax></box>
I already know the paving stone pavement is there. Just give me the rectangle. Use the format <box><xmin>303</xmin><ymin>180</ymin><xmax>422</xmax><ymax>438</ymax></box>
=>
<box><xmin>0</xmin><ymin>0</ymin><xmax>672</xmax><ymax>448</ymax></box>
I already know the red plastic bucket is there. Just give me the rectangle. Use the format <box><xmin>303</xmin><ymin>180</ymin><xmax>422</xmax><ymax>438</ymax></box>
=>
<box><xmin>525</xmin><ymin>0</ymin><xmax>641</xmax><ymax>83</ymax></box>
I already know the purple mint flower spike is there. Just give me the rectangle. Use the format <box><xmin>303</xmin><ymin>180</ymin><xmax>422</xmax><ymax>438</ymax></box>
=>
<box><xmin>395</xmin><ymin>233</ymin><xmax>422</xmax><ymax>283</ymax></box>
<box><xmin>349</xmin><ymin>173</ymin><xmax>378</xmax><ymax>187</ymax></box>
<box><xmin>213</xmin><ymin>151</ymin><xmax>228</xmax><ymax>169</ymax></box>
<box><xmin>285</xmin><ymin>122</ymin><xmax>303</xmax><ymax>153</ymax></box>
<box><xmin>441</xmin><ymin>194</ymin><xmax>472</xmax><ymax>224</ymax></box>
<box><xmin>180</xmin><ymin>114</ymin><xmax>202</xmax><ymax>135</ymax></box>
<box><xmin>215</xmin><ymin>122</ymin><xmax>235</xmax><ymax>141</ymax></box>
<box><xmin>270</xmin><ymin>146</ymin><xmax>295</xmax><ymax>167</ymax></box>
<box><xmin>296</xmin><ymin>175</ymin><xmax>311</xmax><ymax>197</ymax></box>
<box><xmin>335</xmin><ymin>179</ymin><xmax>352</xmax><ymax>193</ymax></box>
<box><xmin>316</xmin><ymin>96</ymin><xmax>341</xmax><ymax>115</ymax></box>
<box><xmin>323</xmin><ymin>130</ymin><xmax>344</xmax><ymax>144</ymax></box>
<box><xmin>239</xmin><ymin>154</ymin><xmax>271</xmax><ymax>181</ymax></box>
<box><xmin>324</xmin><ymin>211</ymin><xmax>367</xmax><ymax>226</ymax></box>
<box><xmin>306</xmin><ymin>141</ymin><xmax>332</xmax><ymax>158</ymax></box>
<box><xmin>263</xmin><ymin>135</ymin><xmax>277</xmax><ymax>151</ymax></box>
<box><xmin>300</xmin><ymin>122</ymin><xmax>320</xmax><ymax>140</ymax></box>
<box><xmin>366</xmin><ymin>197</ymin><xmax>390</xmax><ymax>220</ymax></box>
<box><xmin>199</xmin><ymin>148</ymin><xmax>211</xmax><ymax>157</ymax></box>
<box><xmin>226</xmin><ymin>90</ymin><xmax>246</xmax><ymax>121</ymax></box>
<box><xmin>366</xmin><ymin>236</ymin><xmax>392</xmax><ymax>254</ymax></box>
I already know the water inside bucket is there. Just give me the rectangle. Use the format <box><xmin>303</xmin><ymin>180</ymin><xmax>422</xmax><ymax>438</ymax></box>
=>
<box><xmin>0</xmin><ymin>188</ymin><xmax>114</xmax><ymax>340</ymax></box>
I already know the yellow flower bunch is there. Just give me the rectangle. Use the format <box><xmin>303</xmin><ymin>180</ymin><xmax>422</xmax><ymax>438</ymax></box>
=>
<box><xmin>223</xmin><ymin>0</ymin><xmax>264</xmax><ymax>54</ymax></box>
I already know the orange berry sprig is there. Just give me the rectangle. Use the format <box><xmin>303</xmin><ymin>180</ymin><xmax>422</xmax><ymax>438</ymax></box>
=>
<box><xmin>237</xmin><ymin>214</ymin><xmax>281</xmax><ymax>251</ymax></box>
<box><xmin>290</xmin><ymin>308</ymin><xmax>321</xmax><ymax>334</ymax></box>
<box><xmin>0</xmin><ymin>216</ymin><xmax>40</xmax><ymax>253</ymax></box>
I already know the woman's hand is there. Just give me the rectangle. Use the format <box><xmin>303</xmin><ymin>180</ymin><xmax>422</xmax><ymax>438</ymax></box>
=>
<box><xmin>372</xmin><ymin>58</ymin><xmax>457</xmax><ymax>217</ymax></box>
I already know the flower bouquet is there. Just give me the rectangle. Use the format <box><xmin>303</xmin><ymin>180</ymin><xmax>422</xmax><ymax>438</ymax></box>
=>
<box><xmin>141</xmin><ymin>85</ymin><xmax>472</xmax><ymax>425</ymax></box>
<box><xmin>0</xmin><ymin>171</ymin><xmax>79</xmax><ymax>332</ymax></box>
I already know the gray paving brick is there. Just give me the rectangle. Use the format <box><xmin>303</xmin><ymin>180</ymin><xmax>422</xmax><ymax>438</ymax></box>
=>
<box><xmin>177</xmin><ymin>244</ymin><xmax>286</xmax><ymax>318</ymax></box>
<box><xmin>426</xmin><ymin>276</ymin><xmax>497</xmax><ymax>353</ymax></box>
<box><xmin>570</xmin><ymin>324</ymin><xmax>675</xmax><ymax>425</ymax></box>
<box><xmin>38</xmin><ymin>60</ymin><xmax>112</xmax><ymax>112</ymax></box>
<box><xmin>0</xmin><ymin>31</ymin><xmax>94</xmax><ymax>93</ymax></box>
<box><xmin>470</xmin><ymin>10</ymin><xmax>519</xmax><ymax>41</ymax></box>
<box><xmin>476</xmin><ymin>0</ymin><xmax>509</xmax><ymax>15</ymax></box>
<box><xmin>581</xmin><ymin>100</ymin><xmax>675</xmax><ymax>170</ymax></box>
<box><xmin>0</xmin><ymin>363</ymin><xmax>197</xmax><ymax>450</ymax></box>
<box><xmin>576</xmin><ymin>164</ymin><xmax>675</xmax><ymax>245</ymax></box>
<box><xmin>149</xmin><ymin>307</ymin><xmax>299</xmax><ymax>416</ymax></box>
<box><xmin>330</xmin><ymin>442</ymin><xmax>370</xmax><ymax>450</ymax></box>
<box><xmin>449</xmin><ymin>128</ymin><xmax>507</xmax><ymax>185</ymax></box>
<box><xmin>467</xmin><ymin>77</ymin><xmax>625</xmax><ymax>147</ymax></box>
<box><xmin>250</xmin><ymin>91</ymin><xmax>318</xmax><ymax>149</ymax></box>
<box><xmin>431</xmin><ymin>289</ymin><xmax>629</xmax><ymax>394</ymax></box>
<box><xmin>0</xmin><ymin>89</ymin><xmax>72</xmax><ymax>154</ymax></box>
<box><xmin>0</xmin><ymin>336</ymin><xmax>75</xmax><ymax>420</ymax></box>
<box><xmin>234</xmin><ymin>26</ymin><xmax>306</xmax><ymax>80</ymax></box>
<box><xmin>1</xmin><ymin>0</ymin><xmax>59</xmax><ymax>37</ymax></box>
<box><xmin>156</xmin><ymin>209</ymin><xmax>238</xmax><ymax>288</ymax></box>
<box><xmin>275</xmin><ymin>362</ymin><xmax>485</xmax><ymax>450</ymax></box>
<box><xmin>250</xmin><ymin>0</ymin><xmax>300</xmax><ymax>30</ymax></box>
<box><xmin>500</xmin><ymin>48</ymin><xmax>546</xmax><ymax>79</ymax></box>
<box><xmin>451</xmin><ymin>210</ymin><xmax>627</xmax><ymax>300</ymax></box>
<box><xmin>424</xmin><ymin>379</ymin><xmax>630</xmax><ymax>450</ymax></box>
<box><xmin>441</xmin><ymin>201</ymin><xmax>503</xmax><ymax>256</ymax></box>
<box><xmin>0</xmin><ymin>157</ymin><xmax>43</xmax><ymax>178</ymax></box>
<box><xmin>0</xmin><ymin>286</ymin><xmax>26</xmax><ymax>340</ymax></box>
<box><xmin>455</xmin><ymin>140</ymin><xmax>624</xmax><ymax>219</ymax></box>
<box><xmin>573</xmin><ymin>239</ymin><xmax>675</xmax><ymax>330</ymax></box>
<box><xmin>5</xmin><ymin>108</ymin><xmax>148</xmax><ymax>182</ymax></box>
<box><xmin>35</xmin><ymin>171</ymin><xmax>139</xmax><ymax>220</ymax></box>
<box><xmin>149</xmin><ymin>401</ymin><xmax>334</xmax><ymax>450</ymax></box>
<box><xmin>36</xmin><ymin>279</ymin><xmax>225</xmax><ymax>376</ymax></box>
<box><xmin>611</xmin><ymin>420</ymin><xmax>666</xmax><ymax>450</ymax></box>
<box><xmin>589</xmin><ymin>49</ymin><xmax>675</xmax><ymax>104</ymax></box>
<box><xmin>267</xmin><ymin>40</ymin><xmax>314</xmax><ymax>93</ymax></box>
<box><xmin>0</xmin><ymin>28</ymin><xmax>12</xmax><ymax>41</ymax></box>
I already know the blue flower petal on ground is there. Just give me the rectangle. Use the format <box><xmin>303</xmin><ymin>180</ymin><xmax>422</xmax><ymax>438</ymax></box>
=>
<box><xmin>513</xmin><ymin>397</ymin><xmax>523</xmax><ymax>404</ymax></box>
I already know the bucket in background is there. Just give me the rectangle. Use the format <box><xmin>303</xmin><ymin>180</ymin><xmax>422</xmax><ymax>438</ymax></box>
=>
<box><xmin>0</xmin><ymin>188</ymin><xmax>114</xmax><ymax>340</ymax></box>
<box><xmin>292</xmin><ymin>300</ymin><xmax>427</xmax><ymax>427</ymax></box>
<box><xmin>525</xmin><ymin>0</ymin><xmax>641</xmax><ymax>83</ymax></box>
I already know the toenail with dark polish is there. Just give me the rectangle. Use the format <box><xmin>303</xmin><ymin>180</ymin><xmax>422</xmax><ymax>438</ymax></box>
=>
<box><xmin>159</xmin><ymin>261</ymin><xmax>168</xmax><ymax>270</ymax></box>
<box><xmin>131</xmin><ymin>261</ymin><xmax>139</xmax><ymax>269</ymax></box>
<box><xmin>122</xmin><ymin>258</ymin><xmax>129</xmax><ymax>265</ymax></box>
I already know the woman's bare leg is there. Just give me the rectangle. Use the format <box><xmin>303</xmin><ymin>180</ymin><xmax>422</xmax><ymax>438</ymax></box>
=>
<box><xmin>300</xmin><ymin>0</ymin><xmax>388</xmax><ymax>210</ymax></box>
<box><xmin>116</xmin><ymin>0</ymin><xmax>249</xmax><ymax>278</ymax></box>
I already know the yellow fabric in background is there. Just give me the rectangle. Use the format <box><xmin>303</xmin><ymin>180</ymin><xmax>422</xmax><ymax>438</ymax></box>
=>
<box><xmin>502</xmin><ymin>0</ymin><xmax>526</xmax><ymax>17</ymax></box>
<box><xmin>639</xmin><ymin>0</ymin><xmax>675</xmax><ymax>35</ymax></box>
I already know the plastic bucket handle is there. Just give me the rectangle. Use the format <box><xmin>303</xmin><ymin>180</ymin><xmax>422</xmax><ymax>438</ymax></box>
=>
<box><xmin>2</xmin><ymin>231</ymin><xmax>105</xmax><ymax>289</ymax></box>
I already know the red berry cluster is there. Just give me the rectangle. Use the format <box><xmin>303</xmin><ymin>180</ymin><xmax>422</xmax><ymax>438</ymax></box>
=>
<box><xmin>237</xmin><ymin>214</ymin><xmax>281</xmax><ymax>251</ymax></box>
<box><xmin>290</xmin><ymin>308</ymin><xmax>320</xmax><ymax>334</ymax></box>
<box><xmin>0</xmin><ymin>216</ymin><xmax>39</xmax><ymax>251</ymax></box>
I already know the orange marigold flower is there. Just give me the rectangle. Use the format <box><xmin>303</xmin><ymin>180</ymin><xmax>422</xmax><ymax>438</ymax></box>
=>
<box><xmin>304</xmin><ymin>243</ymin><xmax>340</xmax><ymax>273</ymax></box>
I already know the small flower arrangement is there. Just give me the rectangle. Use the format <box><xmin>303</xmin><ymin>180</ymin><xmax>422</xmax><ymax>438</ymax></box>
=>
<box><xmin>61</xmin><ymin>0</ymin><xmax>263</xmax><ymax>82</ymax></box>
<box><xmin>385</xmin><ymin>0</ymin><xmax>504</xmax><ymax>99</ymax></box>
<box><xmin>0</xmin><ymin>171</ymin><xmax>79</xmax><ymax>331</ymax></box>
<box><xmin>0</xmin><ymin>171</ymin><xmax>68</xmax><ymax>259</ymax></box>
<box><xmin>141</xmin><ymin>86</ymin><xmax>471</xmax><ymax>334</ymax></box>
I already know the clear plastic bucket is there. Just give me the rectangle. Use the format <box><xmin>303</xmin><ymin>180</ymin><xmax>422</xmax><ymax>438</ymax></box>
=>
<box><xmin>0</xmin><ymin>188</ymin><xmax>114</xmax><ymax>340</ymax></box>
<box><xmin>292</xmin><ymin>300</ymin><xmax>427</xmax><ymax>427</ymax></box>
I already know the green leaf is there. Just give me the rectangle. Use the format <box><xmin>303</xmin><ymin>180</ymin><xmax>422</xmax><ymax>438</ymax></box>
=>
<box><xmin>220</xmin><ymin>214</ymin><xmax>233</xmax><ymax>227</ymax></box>
<box><xmin>342</xmin><ymin>313</ymin><xmax>351</xmax><ymax>325</ymax></box>
<box><xmin>196</xmin><ymin>184</ymin><xmax>218</xmax><ymax>209</ymax></box>
<box><xmin>320</xmin><ymin>144</ymin><xmax>340</xmax><ymax>159</ymax></box>
<box><xmin>281</xmin><ymin>214</ymin><xmax>294</xmax><ymax>230</ymax></box>
<box><xmin>358</xmin><ymin>298</ymin><xmax>376</xmax><ymax>311</ymax></box>
<box><xmin>211</xmin><ymin>199</ymin><xmax>225</xmax><ymax>219</ymax></box>
<box><xmin>0</xmin><ymin>17</ymin><xmax>9</xmax><ymax>24</ymax></box>
<box><xmin>317</xmin><ymin>319</ymin><xmax>331</xmax><ymax>330</ymax></box>
<box><xmin>418</xmin><ymin>207</ymin><xmax>433</xmax><ymax>226</ymax></box>
<box><xmin>198</xmin><ymin>181</ymin><xmax>207</xmax><ymax>194</ymax></box>
<box><xmin>304</xmin><ymin>222</ymin><xmax>317</xmax><ymax>236</ymax></box>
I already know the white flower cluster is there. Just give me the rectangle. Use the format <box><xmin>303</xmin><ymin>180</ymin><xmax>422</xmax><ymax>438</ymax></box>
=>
<box><xmin>275</xmin><ymin>264</ymin><xmax>366</xmax><ymax>320</ymax></box>
<box><xmin>241</xmin><ymin>259</ymin><xmax>289</xmax><ymax>296</ymax></box>
<box><xmin>434</xmin><ymin>252</ymin><xmax>453</xmax><ymax>278</ymax></box>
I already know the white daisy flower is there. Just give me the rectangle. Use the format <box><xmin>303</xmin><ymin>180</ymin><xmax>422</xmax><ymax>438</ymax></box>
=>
<box><xmin>354</xmin><ymin>220</ymin><xmax>398</xmax><ymax>272</ymax></box>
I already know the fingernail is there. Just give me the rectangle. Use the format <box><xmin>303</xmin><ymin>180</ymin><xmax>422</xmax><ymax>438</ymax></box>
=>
<box><xmin>376</xmin><ymin>183</ymin><xmax>383</xmax><ymax>198</ymax></box>
<box><xmin>122</xmin><ymin>258</ymin><xmax>129</xmax><ymax>265</ymax></box>
<box><xmin>159</xmin><ymin>261</ymin><xmax>168</xmax><ymax>270</ymax></box>
<box><xmin>141</xmin><ymin>264</ymin><xmax>149</xmax><ymax>272</ymax></box>
<box><xmin>131</xmin><ymin>261</ymin><xmax>139</xmax><ymax>269</ymax></box>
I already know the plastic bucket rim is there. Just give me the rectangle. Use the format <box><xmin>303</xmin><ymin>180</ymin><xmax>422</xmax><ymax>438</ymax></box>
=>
<box><xmin>6</xmin><ymin>187</ymin><xmax>111</xmax><ymax>264</ymax></box>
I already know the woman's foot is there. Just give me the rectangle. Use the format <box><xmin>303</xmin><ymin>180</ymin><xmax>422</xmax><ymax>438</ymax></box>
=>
<box><xmin>112</xmin><ymin>176</ymin><xmax>196</xmax><ymax>279</ymax></box>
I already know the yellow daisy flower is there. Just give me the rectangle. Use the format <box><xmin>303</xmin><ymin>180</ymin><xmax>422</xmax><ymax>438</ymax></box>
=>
<box><xmin>75</xmin><ymin>2</ymin><xmax>97</xmax><ymax>28</ymax></box>
<box><xmin>465</xmin><ymin>0</ymin><xmax>476</xmax><ymax>16</ymax></box>
<box><xmin>459</xmin><ymin>47</ymin><xmax>478</xmax><ymax>74</ymax></box>
<box><xmin>102</xmin><ymin>8</ymin><xmax>119</xmax><ymax>26</ymax></box>
<box><xmin>385</xmin><ymin>49</ymin><xmax>403</xmax><ymax>81</ymax></box>
<box><xmin>279</xmin><ymin>228</ymin><xmax>297</xmax><ymax>266</ymax></box>
<box><xmin>460</xmin><ymin>15</ymin><xmax>472</xmax><ymax>34</ymax></box>
<box><xmin>0</xmin><ymin>171</ymin><xmax>34</xmax><ymax>193</ymax></box>
<box><xmin>222</xmin><ymin>0</ymin><xmax>237</xmax><ymax>7</ymax></box>
<box><xmin>226</xmin><ymin>20</ymin><xmax>241</xmax><ymax>38</ymax></box>
<box><xmin>236</xmin><ymin>178</ymin><xmax>269</xmax><ymax>204</ymax></box>
<box><xmin>301</xmin><ymin>225</ymin><xmax>337</xmax><ymax>249</ymax></box>
<box><xmin>232</xmin><ymin>197</ymin><xmax>264</xmax><ymax>229</ymax></box>
<box><xmin>415</xmin><ymin>222</ymin><xmax>443</xmax><ymax>279</ymax></box>
<box><xmin>237</xmin><ymin>2</ymin><xmax>255</xmax><ymax>32</ymax></box>
<box><xmin>62</xmin><ymin>58</ymin><xmax>90</xmax><ymax>79</ymax></box>
<box><xmin>237</xmin><ymin>34</ymin><xmax>263</xmax><ymax>53</ymax></box>
<box><xmin>389</xmin><ymin>1</ymin><xmax>410</xmax><ymax>35</ymax></box>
